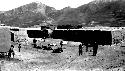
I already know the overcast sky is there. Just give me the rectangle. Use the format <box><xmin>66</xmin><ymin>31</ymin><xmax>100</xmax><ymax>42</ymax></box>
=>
<box><xmin>0</xmin><ymin>0</ymin><xmax>93</xmax><ymax>11</ymax></box>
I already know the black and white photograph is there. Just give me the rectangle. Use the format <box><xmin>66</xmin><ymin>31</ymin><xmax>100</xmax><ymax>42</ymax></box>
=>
<box><xmin>0</xmin><ymin>0</ymin><xmax>124</xmax><ymax>71</ymax></box>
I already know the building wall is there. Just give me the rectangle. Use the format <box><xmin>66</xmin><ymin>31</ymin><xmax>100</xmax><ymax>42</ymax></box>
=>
<box><xmin>51</xmin><ymin>30</ymin><xmax>112</xmax><ymax>45</ymax></box>
<box><xmin>0</xmin><ymin>27</ymin><xmax>11</xmax><ymax>52</ymax></box>
<box><xmin>111</xmin><ymin>29</ymin><xmax>125</xmax><ymax>45</ymax></box>
<box><xmin>12</xmin><ymin>28</ymin><xmax>28</xmax><ymax>45</ymax></box>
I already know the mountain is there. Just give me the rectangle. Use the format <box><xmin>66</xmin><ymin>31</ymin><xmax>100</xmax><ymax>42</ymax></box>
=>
<box><xmin>0</xmin><ymin>2</ymin><xmax>56</xmax><ymax>28</ymax></box>
<box><xmin>0</xmin><ymin>0</ymin><xmax>125</xmax><ymax>27</ymax></box>
<box><xmin>52</xmin><ymin>0</ymin><xmax>125</xmax><ymax>27</ymax></box>
<box><xmin>83</xmin><ymin>0</ymin><xmax>125</xmax><ymax>27</ymax></box>
<box><xmin>48</xmin><ymin>6</ymin><xmax>82</xmax><ymax>26</ymax></box>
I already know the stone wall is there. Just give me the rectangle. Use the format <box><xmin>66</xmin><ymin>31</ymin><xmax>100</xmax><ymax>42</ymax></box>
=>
<box><xmin>111</xmin><ymin>29</ymin><xmax>125</xmax><ymax>45</ymax></box>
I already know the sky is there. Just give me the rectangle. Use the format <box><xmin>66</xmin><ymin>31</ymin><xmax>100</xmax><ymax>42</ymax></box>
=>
<box><xmin>0</xmin><ymin>0</ymin><xmax>93</xmax><ymax>11</ymax></box>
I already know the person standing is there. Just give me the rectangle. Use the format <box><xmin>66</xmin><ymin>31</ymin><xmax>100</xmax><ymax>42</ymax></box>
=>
<box><xmin>79</xmin><ymin>44</ymin><xmax>83</xmax><ymax>56</ymax></box>
<box><xmin>33</xmin><ymin>38</ymin><xmax>37</xmax><ymax>48</ymax></box>
<box><xmin>8</xmin><ymin>48</ymin><xmax>12</xmax><ymax>58</ymax></box>
<box><xmin>93</xmin><ymin>44</ymin><xmax>98</xmax><ymax>56</ymax></box>
<box><xmin>8</xmin><ymin>45</ymin><xmax>14</xmax><ymax>58</ymax></box>
<box><xmin>18</xmin><ymin>44</ymin><xmax>21</xmax><ymax>52</ymax></box>
<box><xmin>92</xmin><ymin>42</ymin><xmax>98</xmax><ymax>56</ymax></box>
<box><xmin>60</xmin><ymin>41</ymin><xmax>63</xmax><ymax>48</ymax></box>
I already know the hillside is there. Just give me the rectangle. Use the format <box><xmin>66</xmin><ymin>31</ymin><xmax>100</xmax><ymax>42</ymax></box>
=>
<box><xmin>52</xmin><ymin>0</ymin><xmax>125</xmax><ymax>27</ymax></box>
<box><xmin>0</xmin><ymin>2</ymin><xmax>55</xmax><ymax>28</ymax></box>
<box><xmin>0</xmin><ymin>0</ymin><xmax>125</xmax><ymax>27</ymax></box>
<box><xmin>84</xmin><ymin>0</ymin><xmax>125</xmax><ymax>27</ymax></box>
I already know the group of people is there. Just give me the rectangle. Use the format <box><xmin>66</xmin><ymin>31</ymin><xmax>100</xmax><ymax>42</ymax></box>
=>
<box><xmin>32</xmin><ymin>38</ymin><xmax>99</xmax><ymax>56</ymax></box>
<box><xmin>8</xmin><ymin>44</ymin><xmax>22</xmax><ymax>58</ymax></box>
<box><xmin>32</xmin><ymin>38</ymin><xmax>63</xmax><ymax>48</ymax></box>
<box><xmin>79</xmin><ymin>43</ymin><xmax>87</xmax><ymax>56</ymax></box>
<box><xmin>32</xmin><ymin>38</ymin><xmax>64</xmax><ymax>53</ymax></box>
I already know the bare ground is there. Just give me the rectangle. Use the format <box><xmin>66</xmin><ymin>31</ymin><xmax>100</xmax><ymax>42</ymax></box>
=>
<box><xmin>0</xmin><ymin>39</ymin><xmax>125</xmax><ymax>71</ymax></box>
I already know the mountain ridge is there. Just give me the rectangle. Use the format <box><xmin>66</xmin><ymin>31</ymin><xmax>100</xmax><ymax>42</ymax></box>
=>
<box><xmin>0</xmin><ymin>0</ymin><xmax>125</xmax><ymax>27</ymax></box>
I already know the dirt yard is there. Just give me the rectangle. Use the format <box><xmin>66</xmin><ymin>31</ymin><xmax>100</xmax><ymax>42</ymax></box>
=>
<box><xmin>0</xmin><ymin>39</ymin><xmax>125</xmax><ymax>71</ymax></box>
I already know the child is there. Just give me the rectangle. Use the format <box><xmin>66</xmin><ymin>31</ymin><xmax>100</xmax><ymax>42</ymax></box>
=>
<box><xmin>18</xmin><ymin>44</ymin><xmax>21</xmax><ymax>52</ymax></box>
